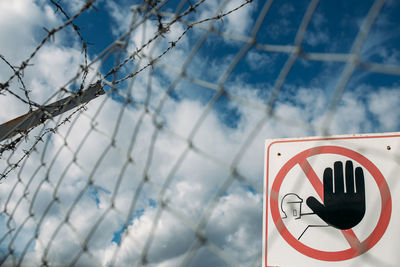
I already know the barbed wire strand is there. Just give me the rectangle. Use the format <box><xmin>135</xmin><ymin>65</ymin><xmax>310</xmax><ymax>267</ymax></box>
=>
<box><xmin>0</xmin><ymin>0</ymin><xmax>399</xmax><ymax>266</ymax></box>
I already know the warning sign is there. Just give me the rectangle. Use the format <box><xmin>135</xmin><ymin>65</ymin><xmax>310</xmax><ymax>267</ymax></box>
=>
<box><xmin>263</xmin><ymin>133</ymin><xmax>399</xmax><ymax>267</ymax></box>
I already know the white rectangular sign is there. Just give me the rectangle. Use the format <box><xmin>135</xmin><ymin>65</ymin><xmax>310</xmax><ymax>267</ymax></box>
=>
<box><xmin>263</xmin><ymin>133</ymin><xmax>400</xmax><ymax>267</ymax></box>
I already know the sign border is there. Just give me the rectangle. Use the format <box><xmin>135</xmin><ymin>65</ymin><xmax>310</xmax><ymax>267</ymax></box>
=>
<box><xmin>264</xmin><ymin>133</ymin><xmax>399</xmax><ymax>267</ymax></box>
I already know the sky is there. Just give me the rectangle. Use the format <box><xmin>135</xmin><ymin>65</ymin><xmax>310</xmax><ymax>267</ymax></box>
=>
<box><xmin>0</xmin><ymin>0</ymin><xmax>400</xmax><ymax>266</ymax></box>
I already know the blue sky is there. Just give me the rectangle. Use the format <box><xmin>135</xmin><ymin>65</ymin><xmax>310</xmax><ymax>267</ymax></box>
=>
<box><xmin>69</xmin><ymin>0</ymin><xmax>400</xmax><ymax>129</ymax></box>
<box><xmin>0</xmin><ymin>0</ymin><xmax>400</xmax><ymax>266</ymax></box>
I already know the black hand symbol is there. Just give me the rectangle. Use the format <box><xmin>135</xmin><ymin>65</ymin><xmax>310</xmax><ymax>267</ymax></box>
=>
<box><xmin>306</xmin><ymin>161</ymin><xmax>366</xmax><ymax>230</ymax></box>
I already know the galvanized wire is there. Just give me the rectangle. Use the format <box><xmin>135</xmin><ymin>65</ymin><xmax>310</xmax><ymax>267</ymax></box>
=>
<box><xmin>0</xmin><ymin>0</ymin><xmax>399</xmax><ymax>266</ymax></box>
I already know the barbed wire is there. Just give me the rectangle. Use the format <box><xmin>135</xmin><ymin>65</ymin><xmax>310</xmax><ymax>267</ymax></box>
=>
<box><xmin>0</xmin><ymin>0</ymin><xmax>399</xmax><ymax>266</ymax></box>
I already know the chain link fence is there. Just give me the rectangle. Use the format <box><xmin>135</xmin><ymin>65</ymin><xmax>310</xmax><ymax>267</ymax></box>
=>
<box><xmin>0</xmin><ymin>0</ymin><xmax>400</xmax><ymax>266</ymax></box>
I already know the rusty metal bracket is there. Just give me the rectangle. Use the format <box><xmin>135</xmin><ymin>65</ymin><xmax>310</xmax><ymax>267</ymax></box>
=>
<box><xmin>0</xmin><ymin>82</ymin><xmax>105</xmax><ymax>142</ymax></box>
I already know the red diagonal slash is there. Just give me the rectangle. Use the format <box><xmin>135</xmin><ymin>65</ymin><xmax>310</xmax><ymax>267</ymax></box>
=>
<box><xmin>299</xmin><ymin>159</ymin><xmax>362</xmax><ymax>250</ymax></box>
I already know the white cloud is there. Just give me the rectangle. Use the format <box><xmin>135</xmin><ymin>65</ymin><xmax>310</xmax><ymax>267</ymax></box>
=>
<box><xmin>189</xmin><ymin>0</ymin><xmax>255</xmax><ymax>36</ymax></box>
<box><xmin>304</xmin><ymin>31</ymin><xmax>329</xmax><ymax>47</ymax></box>
<box><xmin>0</xmin><ymin>0</ymin><xmax>60</xmax><ymax>120</ymax></box>
<box><xmin>246</xmin><ymin>50</ymin><xmax>277</xmax><ymax>71</ymax></box>
<box><xmin>1</xmin><ymin>1</ymin><xmax>400</xmax><ymax>267</ymax></box>
<box><xmin>221</xmin><ymin>0</ymin><xmax>256</xmax><ymax>36</ymax></box>
<box><xmin>368</xmin><ymin>87</ymin><xmax>400</xmax><ymax>131</ymax></box>
<box><xmin>0</xmin><ymin>0</ymin><xmax>45</xmax><ymax>61</ymax></box>
<box><xmin>60</xmin><ymin>0</ymin><xmax>90</xmax><ymax>14</ymax></box>
<box><xmin>304</xmin><ymin>12</ymin><xmax>330</xmax><ymax>47</ymax></box>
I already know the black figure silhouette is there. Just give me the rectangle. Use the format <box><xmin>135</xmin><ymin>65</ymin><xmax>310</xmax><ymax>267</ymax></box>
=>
<box><xmin>306</xmin><ymin>161</ymin><xmax>366</xmax><ymax>230</ymax></box>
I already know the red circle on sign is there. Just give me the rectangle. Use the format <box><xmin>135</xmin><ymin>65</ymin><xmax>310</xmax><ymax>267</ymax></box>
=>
<box><xmin>270</xmin><ymin>146</ymin><xmax>392</xmax><ymax>261</ymax></box>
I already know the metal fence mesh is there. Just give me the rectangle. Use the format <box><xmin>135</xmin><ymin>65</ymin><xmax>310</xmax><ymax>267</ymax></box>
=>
<box><xmin>0</xmin><ymin>0</ymin><xmax>400</xmax><ymax>266</ymax></box>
